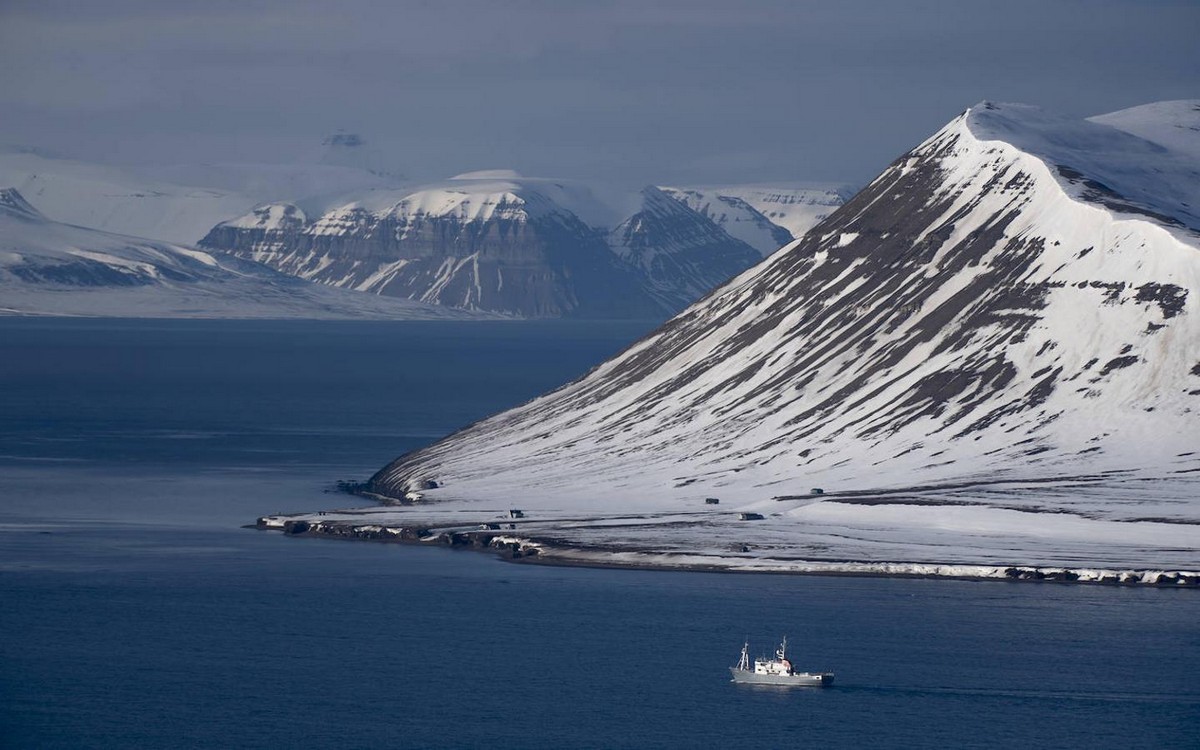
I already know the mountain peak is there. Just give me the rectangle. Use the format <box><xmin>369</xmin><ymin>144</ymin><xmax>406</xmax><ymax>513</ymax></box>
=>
<box><xmin>321</xmin><ymin>132</ymin><xmax>364</xmax><ymax>148</ymax></box>
<box><xmin>958</xmin><ymin>100</ymin><xmax>1200</xmax><ymax>231</ymax></box>
<box><xmin>361</xmin><ymin>101</ymin><xmax>1200</xmax><ymax>573</ymax></box>
<box><xmin>0</xmin><ymin>188</ymin><xmax>45</xmax><ymax>221</ymax></box>
<box><xmin>312</xmin><ymin>132</ymin><xmax>403</xmax><ymax>179</ymax></box>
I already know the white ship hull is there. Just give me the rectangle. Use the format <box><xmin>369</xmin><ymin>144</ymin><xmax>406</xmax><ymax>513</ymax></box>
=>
<box><xmin>729</xmin><ymin>668</ymin><xmax>833</xmax><ymax>687</ymax></box>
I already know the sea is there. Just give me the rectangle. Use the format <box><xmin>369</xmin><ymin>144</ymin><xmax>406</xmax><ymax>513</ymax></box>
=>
<box><xmin>1</xmin><ymin>318</ymin><xmax>1197</xmax><ymax>749</ymax></box>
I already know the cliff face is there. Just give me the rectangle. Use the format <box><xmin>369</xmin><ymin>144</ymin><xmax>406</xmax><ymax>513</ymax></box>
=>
<box><xmin>202</xmin><ymin>194</ymin><xmax>668</xmax><ymax>318</ymax></box>
<box><xmin>0</xmin><ymin>188</ymin><xmax>478</xmax><ymax>319</ymax></box>
<box><xmin>607</xmin><ymin>187</ymin><xmax>762</xmax><ymax>311</ymax></box>
<box><xmin>200</xmin><ymin>177</ymin><xmax>765</xmax><ymax>318</ymax></box>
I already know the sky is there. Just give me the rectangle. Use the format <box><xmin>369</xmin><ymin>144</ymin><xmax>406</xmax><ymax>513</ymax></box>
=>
<box><xmin>0</xmin><ymin>0</ymin><xmax>1197</xmax><ymax>188</ymax></box>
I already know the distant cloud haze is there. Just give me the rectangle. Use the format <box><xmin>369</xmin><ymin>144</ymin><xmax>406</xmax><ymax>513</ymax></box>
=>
<box><xmin>1</xmin><ymin>0</ymin><xmax>1196</xmax><ymax>186</ymax></box>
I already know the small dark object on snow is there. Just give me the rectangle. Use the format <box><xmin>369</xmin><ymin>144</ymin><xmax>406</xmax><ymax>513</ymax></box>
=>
<box><xmin>705</xmin><ymin>497</ymin><xmax>720</xmax><ymax>504</ymax></box>
<box><xmin>739</xmin><ymin>512</ymin><xmax>765</xmax><ymax>521</ymax></box>
<box><xmin>811</xmin><ymin>487</ymin><xmax>825</xmax><ymax>495</ymax></box>
<box><xmin>509</xmin><ymin>509</ymin><xmax>525</xmax><ymax>518</ymax></box>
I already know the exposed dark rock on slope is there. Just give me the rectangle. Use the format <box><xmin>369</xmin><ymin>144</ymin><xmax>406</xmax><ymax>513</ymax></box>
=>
<box><xmin>373</xmin><ymin>102</ymin><xmax>1200</xmax><ymax>501</ymax></box>
<box><xmin>0</xmin><ymin>188</ymin><xmax>476</xmax><ymax>319</ymax></box>
<box><xmin>660</xmin><ymin>184</ymin><xmax>850</xmax><ymax>255</ymax></box>
<box><xmin>608</xmin><ymin>187</ymin><xmax>762</xmax><ymax>311</ymax></box>
<box><xmin>199</xmin><ymin>175</ymin><xmax>764</xmax><ymax>318</ymax></box>
<box><xmin>325</xmin><ymin>102</ymin><xmax>1200</xmax><ymax>573</ymax></box>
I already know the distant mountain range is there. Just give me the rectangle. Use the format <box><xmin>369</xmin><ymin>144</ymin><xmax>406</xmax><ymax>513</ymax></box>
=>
<box><xmin>354</xmin><ymin>100</ymin><xmax>1200</xmax><ymax>577</ymax></box>
<box><xmin>198</xmin><ymin>173</ymin><xmax>845</xmax><ymax>318</ymax></box>
<box><xmin>0</xmin><ymin>148</ymin><xmax>846</xmax><ymax>318</ymax></box>
<box><xmin>660</xmin><ymin>183</ymin><xmax>851</xmax><ymax>256</ymax></box>
<box><xmin>0</xmin><ymin>187</ymin><xmax>478</xmax><ymax>319</ymax></box>
<box><xmin>0</xmin><ymin>146</ymin><xmax>403</xmax><ymax>246</ymax></box>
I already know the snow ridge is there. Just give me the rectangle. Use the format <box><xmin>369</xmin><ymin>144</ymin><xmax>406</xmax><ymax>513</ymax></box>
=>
<box><xmin>357</xmin><ymin>101</ymin><xmax>1200</xmax><ymax>573</ymax></box>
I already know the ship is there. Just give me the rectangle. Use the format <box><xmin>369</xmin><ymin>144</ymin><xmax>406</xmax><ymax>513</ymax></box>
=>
<box><xmin>729</xmin><ymin>637</ymin><xmax>834</xmax><ymax>687</ymax></box>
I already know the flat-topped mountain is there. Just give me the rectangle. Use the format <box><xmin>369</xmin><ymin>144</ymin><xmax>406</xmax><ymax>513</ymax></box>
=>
<box><xmin>0</xmin><ymin>188</ymin><xmax>477</xmax><ymax>319</ymax></box>
<box><xmin>200</xmin><ymin>174</ymin><xmax>764</xmax><ymax>318</ymax></box>
<box><xmin>0</xmin><ymin>147</ymin><xmax>832</xmax><ymax>319</ymax></box>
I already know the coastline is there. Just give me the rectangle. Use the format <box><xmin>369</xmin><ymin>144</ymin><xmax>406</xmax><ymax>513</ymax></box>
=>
<box><xmin>254</xmin><ymin>515</ymin><xmax>1200</xmax><ymax>587</ymax></box>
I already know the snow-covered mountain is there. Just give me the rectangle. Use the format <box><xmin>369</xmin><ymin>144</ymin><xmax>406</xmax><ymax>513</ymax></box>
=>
<box><xmin>307</xmin><ymin>131</ymin><xmax>405</xmax><ymax>180</ymax></box>
<box><xmin>321</xmin><ymin>101</ymin><xmax>1200</xmax><ymax>577</ymax></box>
<box><xmin>0</xmin><ymin>146</ymin><xmax>807</xmax><ymax>318</ymax></box>
<box><xmin>0</xmin><ymin>150</ymin><xmax>256</xmax><ymax>245</ymax></box>
<box><xmin>200</xmin><ymin>173</ymin><xmax>762</xmax><ymax>318</ymax></box>
<box><xmin>660</xmin><ymin>183</ymin><xmax>851</xmax><ymax>255</ymax></box>
<box><xmin>607</xmin><ymin>187</ymin><xmax>761</xmax><ymax>311</ymax></box>
<box><xmin>0</xmin><ymin>188</ymin><xmax>476</xmax><ymax>319</ymax></box>
<box><xmin>1088</xmin><ymin>99</ymin><xmax>1200</xmax><ymax>155</ymax></box>
<box><xmin>0</xmin><ymin>147</ymin><xmax>403</xmax><ymax>245</ymax></box>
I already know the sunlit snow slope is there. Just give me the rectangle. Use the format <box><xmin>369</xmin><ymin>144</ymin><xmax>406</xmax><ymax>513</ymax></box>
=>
<box><xmin>347</xmin><ymin>102</ymin><xmax>1200</xmax><ymax>574</ymax></box>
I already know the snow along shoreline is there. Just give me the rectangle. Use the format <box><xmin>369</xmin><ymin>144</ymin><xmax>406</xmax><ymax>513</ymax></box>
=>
<box><xmin>254</xmin><ymin>515</ymin><xmax>1200</xmax><ymax>587</ymax></box>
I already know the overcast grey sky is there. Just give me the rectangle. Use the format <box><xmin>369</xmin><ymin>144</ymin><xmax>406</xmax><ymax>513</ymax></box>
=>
<box><xmin>1</xmin><ymin>0</ymin><xmax>1196</xmax><ymax>187</ymax></box>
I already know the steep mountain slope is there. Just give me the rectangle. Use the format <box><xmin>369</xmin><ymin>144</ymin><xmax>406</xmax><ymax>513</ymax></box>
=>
<box><xmin>201</xmin><ymin>174</ymin><xmax>761</xmax><ymax>318</ymax></box>
<box><xmin>313</xmin><ymin>101</ymin><xmax>1200</xmax><ymax>577</ymax></box>
<box><xmin>660</xmin><ymin>184</ymin><xmax>851</xmax><ymax>255</ymax></box>
<box><xmin>658</xmin><ymin>186</ymin><xmax>795</xmax><ymax>255</ymax></box>
<box><xmin>607</xmin><ymin>187</ymin><xmax>761</xmax><ymax>311</ymax></box>
<box><xmin>0</xmin><ymin>188</ymin><xmax>476</xmax><ymax>319</ymax></box>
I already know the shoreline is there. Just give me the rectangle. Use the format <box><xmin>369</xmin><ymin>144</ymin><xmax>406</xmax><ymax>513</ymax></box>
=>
<box><xmin>254</xmin><ymin>516</ymin><xmax>1200</xmax><ymax>588</ymax></box>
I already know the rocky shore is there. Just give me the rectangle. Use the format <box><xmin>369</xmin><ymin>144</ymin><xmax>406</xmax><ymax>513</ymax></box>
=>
<box><xmin>256</xmin><ymin>514</ymin><xmax>1200</xmax><ymax>587</ymax></box>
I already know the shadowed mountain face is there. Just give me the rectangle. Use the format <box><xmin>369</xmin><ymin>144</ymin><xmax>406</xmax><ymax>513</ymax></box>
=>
<box><xmin>201</xmin><ymin>197</ymin><xmax>660</xmax><ymax>319</ymax></box>
<box><xmin>369</xmin><ymin>102</ymin><xmax>1200</xmax><ymax>506</ymax></box>
<box><xmin>199</xmin><ymin>179</ymin><xmax>764</xmax><ymax>319</ymax></box>
<box><xmin>0</xmin><ymin>187</ymin><xmax>480</xmax><ymax>319</ymax></box>
<box><xmin>660</xmin><ymin>184</ymin><xmax>849</xmax><ymax>255</ymax></box>
<box><xmin>608</xmin><ymin>187</ymin><xmax>763</xmax><ymax>311</ymax></box>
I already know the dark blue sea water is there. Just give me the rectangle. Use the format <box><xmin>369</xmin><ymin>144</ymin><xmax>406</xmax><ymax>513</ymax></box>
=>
<box><xmin>1</xmin><ymin>318</ymin><xmax>1197</xmax><ymax>749</ymax></box>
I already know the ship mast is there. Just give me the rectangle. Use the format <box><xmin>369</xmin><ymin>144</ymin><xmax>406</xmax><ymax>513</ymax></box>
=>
<box><xmin>737</xmin><ymin>641</ymin><xmax>750</xmax><ymax>671</ymax></box>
